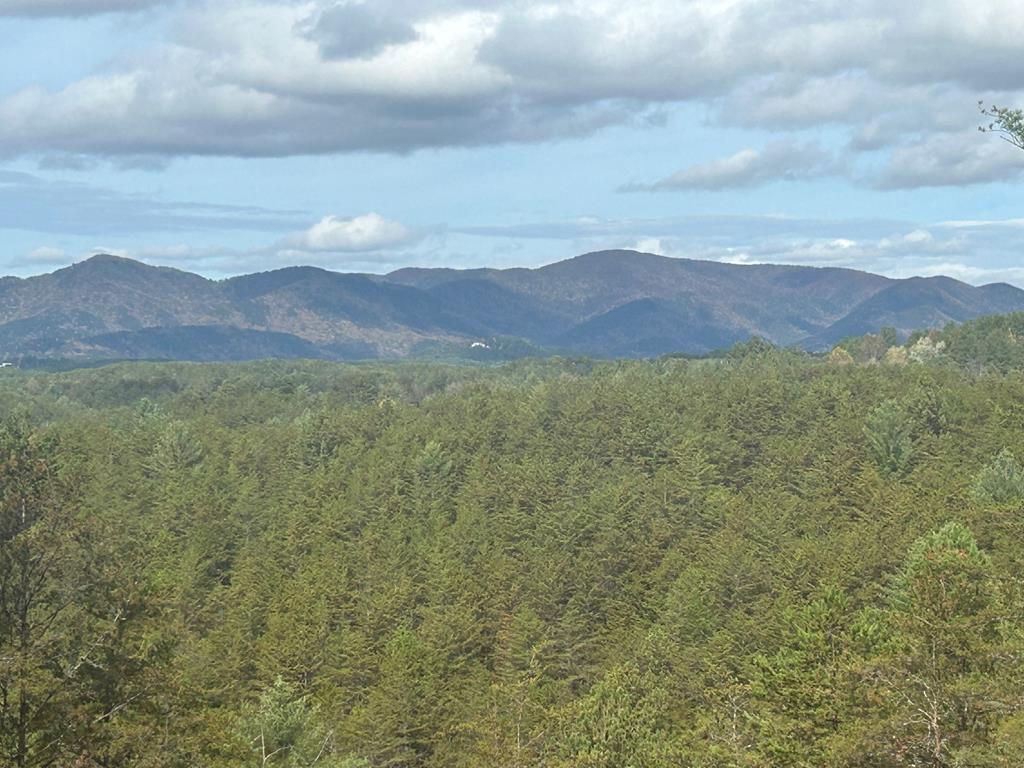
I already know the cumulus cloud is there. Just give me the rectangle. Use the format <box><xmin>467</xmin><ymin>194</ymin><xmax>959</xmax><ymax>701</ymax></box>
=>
<box><xmin>624</xmin><ymin>141</ymin><xmax>842</xmax><ymax>191</ymax></box>
<box><xmin>0</xmin><ymin>0</ymin><xmax>1017</xmax><ymax>179</ymax></box>
<box><xmin>0</xmin><ymin>0</ymin><xmax>169</xmax><ymax>16</ymax></box>
<box><xmin>285</xmin><ymin>213</ymin><xmax>415</xmax><ymax>252</ymax></box>
<box><xmin>304</xmin><ymin>2</ymin><xmax>419</xmax><ymax>59</ymax></box>
<box><xmin>874</xmin><ymin>131</ymin><xmax>1024</xmax><ymax>188</ymax></box>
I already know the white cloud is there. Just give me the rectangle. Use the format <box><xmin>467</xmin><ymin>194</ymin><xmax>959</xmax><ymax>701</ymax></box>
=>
<box><xmin>874</xmin><ymin>131</ymin><xmax>1024</xmax><ymax>188</ymax></box>
<box><xmin>453</xmin><ymin>212</ymin><xmax>1024</xmax><ymax>285</ymax></box>
<box><xmin>625</xmin><ymin>141</ymin><xmax>841</xmax><ymax>191</ymax></box>
<box><xmin>25</xmin><ymin>246</ymin><xmax>68</xmax><ymax>263</ymax></box>
<box><xmin>303</xmin><ymin>2</ymin><xmax>419</xmax><ymax>59</ymax></box>
<box><xmin>286</xmin><ymin>213</ymin><xmax>415</xmax><ymax>252</ymax></box>
<box><xmin>633</xmin><ymin>237</ymin><xmax>665</xmax><ymax>255</ymax></box>
<box><xmin>939</xmin><ymin>218</ymin><xmax>1024</xmax><ymax>229</ymax></box>
<box><xmin>717</xmin><ymin>227</ymin><xmax>969</xmax><ymax>269</ymax></box>
<box><xmin>0</xmin><ymin>0</ymin><xmax>1019</xmax><ymax>184</ymax></box>
<box><xmin>12</xmin><ymin>210</ymin><xmax>1024</xmax><ymax>287</ymax></box>
<box><xmin>882</xmin><ymin>262</ymin><xmax>1024</xmax><ymax>285</ymax></box>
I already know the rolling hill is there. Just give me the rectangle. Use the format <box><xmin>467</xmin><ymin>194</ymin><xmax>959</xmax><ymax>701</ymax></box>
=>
<box><xmin>1</xmin><ymin>250</ymin><xmax>1022</xmax><ymax>362</ymax></box>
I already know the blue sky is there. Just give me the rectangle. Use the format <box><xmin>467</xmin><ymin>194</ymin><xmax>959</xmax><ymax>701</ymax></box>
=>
<box><xmin>3</xmin><ymin>0</ymin><xmax>1024</xmax><ymax>282</ymax></box>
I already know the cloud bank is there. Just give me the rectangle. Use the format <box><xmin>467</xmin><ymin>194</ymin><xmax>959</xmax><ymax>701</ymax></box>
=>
<box><xmin>0</xmin><ymin>0</ymin><xmax>1022</xmax><ymax>189</ymax></box>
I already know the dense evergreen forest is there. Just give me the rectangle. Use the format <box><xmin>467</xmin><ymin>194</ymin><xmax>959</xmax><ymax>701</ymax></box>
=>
<box><xmin>4</xmin><ymin>315</ymin><xmax>1024</xmax><ymax>767</ymax></box>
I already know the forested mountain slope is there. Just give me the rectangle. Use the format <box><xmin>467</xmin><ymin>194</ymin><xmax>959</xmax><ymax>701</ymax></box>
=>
<box><xmin>3</xmin><ymin>346</ymin><xmax>1024</xmax><ymax>766</ymax></box>
<box><xmin>2</xmin><ymin>251</ymin><xmax>1022</xmax><ymax>361</ymax></box>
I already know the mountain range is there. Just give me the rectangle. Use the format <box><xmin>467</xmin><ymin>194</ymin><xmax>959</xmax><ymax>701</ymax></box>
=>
<box><xmin>2</xmin><ymin>250</ymin><xmax>1023</xmax><ymax>362</ymax></box>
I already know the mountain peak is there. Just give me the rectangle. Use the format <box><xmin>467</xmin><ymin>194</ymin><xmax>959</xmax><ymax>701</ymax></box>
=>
<box><xmin>83</xmin><ymin>252</ymin><xmax>132</xmax><ymax>263</ymax></box>
<box><xmin>55</xmin><ymin>254</ymin><xmax>210</xmax><ymax>286</ymax></box>
<box><xmin>57</xmin><ymin>254</ymin><xmax>154</xmax><ymax>278</ymax></box>
<box><xmin>2</xmin><ymin>251</ymin><xmax>1023</xmax><ymax>362</ymax></box>
<box><xmin>564</xmin><ymin>249</ymin><xmax>670</xmax><ymax>265</ymax></box>
<box><xmin>73</xmin><ymin>253</ymin><xmax>144</xmax><ymax>269</ymax></box>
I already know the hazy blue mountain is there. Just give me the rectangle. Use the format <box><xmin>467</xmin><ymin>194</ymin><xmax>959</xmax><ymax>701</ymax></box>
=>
<box><xmin>806</xmin><ymin>276</ymin><xmax>1024</xmax><ymax>349</ymax></box>
<box><xmin>2</xmin><ymin>250</ymin><xmax>1022</xmax><ymax>361</ymax></box>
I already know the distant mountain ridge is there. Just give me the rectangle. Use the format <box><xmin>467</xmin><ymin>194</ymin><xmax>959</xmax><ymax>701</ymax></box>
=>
<box><xmin>1</xmin><ymin>250</ymin><xmax>1022</xmax><ymax>361</ymax></box>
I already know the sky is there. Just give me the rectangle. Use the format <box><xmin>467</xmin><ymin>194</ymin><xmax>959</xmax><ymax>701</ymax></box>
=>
<box><xmin>2</xmin><ymin>0</ymin><xmax>1024</xmax><ymax>283</ymax></box>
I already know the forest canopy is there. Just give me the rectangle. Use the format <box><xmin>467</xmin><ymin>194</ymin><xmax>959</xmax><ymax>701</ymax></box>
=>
<box><xmin>2</xmin><ymin>314</ymin><xmax>1024</xmax><ymax>766</ymax></box>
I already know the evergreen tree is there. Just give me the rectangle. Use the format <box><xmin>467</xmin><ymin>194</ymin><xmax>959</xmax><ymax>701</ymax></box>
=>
<box><xmin>0</xmin><ymin>419</ymin><xmax>136</xmax><ymax>766</ymax></box>
<box><xmin>841</xmin><ymin>523</ymin><xmax>1016</xmax><ymax>766</ymax></box>
<box><xmin>972</xmin><ymin>449</ymin><xmax>1024</xmax><ymax>506</ymax></box>
<box><xmin>555</xmin><ymin>661</ymin><xmax>675</xmax><ymax>768</ymax></box>
<box><xmin>242</xmin><ymin>677</ymin><xmax>359</xmax><ymax>767</ymax></box>
<box><xmin>864</xmin><ymin>400</ymin><xmax>915</xmax><ymax>477</ymax></box>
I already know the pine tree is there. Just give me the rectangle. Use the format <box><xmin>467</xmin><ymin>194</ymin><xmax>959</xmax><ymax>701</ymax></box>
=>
<box><xmin>349</xmin><ymin>628</ymin><xmax>438</xmax><ymax>767</ymax></box>
<box><xmin>242</xmin><ymin>677</ymin><xmax>358</xmax><ymax>767</ymax></box>
<box><xmin>972</xmin><ymin>449</ymin><xmax>1024</xmax><ymax>506</ymax></box>
<box><xmin>750</xmin><ymin>587</ymin><xmax>856</xmax><ymax>767</ymax></box>
<box><xmin>843</xmin><ymin>523</ymin><xmax>1017</xmax><ymax>766</ymax></box>
<box><xmin>0</xmin><ymin>419</ymin><xmax>135</xmax><ymax>766</ymax></box>
<box><xmin>864</xmin><ymin>400</ymin><xmax>914</xmax><ymax>477</ymax></box>
<box><xmin>554</xmin><ymin>661</ymin><xmax>676</xmax><ymax>768</ymax></box>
